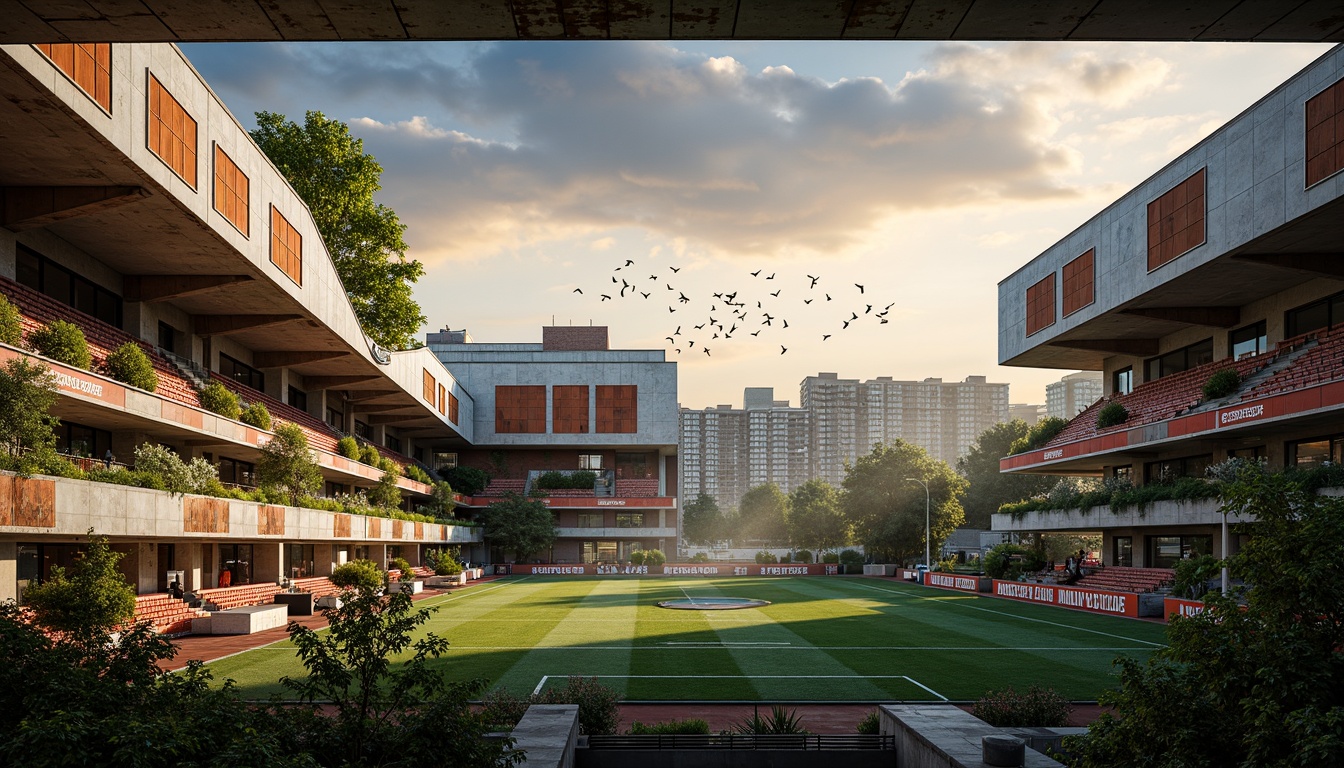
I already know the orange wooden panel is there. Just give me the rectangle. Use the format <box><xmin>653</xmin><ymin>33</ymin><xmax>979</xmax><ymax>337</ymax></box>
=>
<box><xmin>258</xmin><ymin>505</ymin><xmax>286</xmax><ymax>536</ymax></box>
<box><xmin>13</xmin><ymin>477</ymin><xmax>56</xmax><ymax>528</ymax></box>
<box><xmin>334</xmin><ymin>513</ymin><xmax>352</xmax><ymax>538</ymax></box>
<box><xmin>184</xmin><ymin>497</ymin><xmax>229</xmax><ymax>533</ymax></box>
<box><xmin>368</xmin><ymin>518</ymin><xmax>382</xmax><ymax>539</ymax></box>
<box><xmin>392</xmin><ymin>520</ymin><xmax>404</xmax><ymax>539</ymax></box>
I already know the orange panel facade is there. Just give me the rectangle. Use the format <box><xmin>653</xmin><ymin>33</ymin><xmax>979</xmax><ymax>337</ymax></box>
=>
<box><xmin>423</xmin><ymin>368</ymin><xmax>435</xmax><ymax>403</ymax></box>
<box><xmin>496</xmin><ymin>385</ymin><xmax>547</xmax><ymax>433</ymax></box>
<box><xmin>596</xmin><ymin>384</ymin><xmax>637</xmax><ymax>433</ymax></box>
<box><xmin>1146</xmin><ymin>168</ymin><xmax>1205</xmax><ymax>272</ymax></box>
<box><xmin>1306</xmin><ymin>76</ymin><xmax>1344</xmax><ymax>188</ymax></box>
<box><xmin>270</xmin><ymin>205</ymin><xmax>302</xmax><ymax>285</ymax></box>
<box><xmin>37</xmin><ymin>43</ymin><xmax>111</xmax><ymax>113</ymax></box>
<box><xmin>147</xmin><ymin>74</ymin><xmax>197</xmax><ymax>187</ymax></box>
<box><xmin>1062</xmin><ymin>249</ymin><xmax>1095</xmax><ymax>317</ymax></box>
<box><xmin>552</xmin><ymin>385</ymin><xmax>590</xmax><ymax>433</ymax></box>
<box><xmin>1025</xmin><ymin>273</ymin><xmax>1055</xmax><ymax>337</ymax></box>
<box><xmin>212</xmin><ymin>144</ymin><xmax>249</xmax><ymax>235</ymax></box>
<box><xmin>448</xmin><ymin>391</ymin><xmax>460</xmax><ymax>424</ymax></box>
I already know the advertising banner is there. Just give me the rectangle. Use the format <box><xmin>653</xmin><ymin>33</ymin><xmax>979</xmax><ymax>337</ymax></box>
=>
<box><xmin>991</xmin><ymin>580</ymin><xmax>1139</xmax><ymax>618</ymax></box>
<box><xmin>507</xmin><ymin>563</ymin><xmax>837</xmax><ymax>576</ymax></box>
<box><xmin>1163</xmin><ymin>596</ymin><xmax>1206</xmax><ymax>619</ymax></box>
<box><xmin>923</xmin><ymin>572</ymin><xmax>987</xmax><ymax>593</ymax></box>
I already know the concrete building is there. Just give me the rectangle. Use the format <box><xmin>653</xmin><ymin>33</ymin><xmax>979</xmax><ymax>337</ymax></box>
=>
<box><xmin>995</xmin><ymin>45</ymin><xmax>1344</xmax><ymax>570</ymax></box>
<box><xmin>428</xmin><ymin>325</ymin><xmax>679</xmax><ymax>564</ymax></box>
<box><xmin>679</xmin><ymin>387</ymin><xmax>809</xmax><ymax>513</ymax></box>
<box><xmin>1010</xmin><ymin>403</ymin><xmax>1047</xmax><ymax>425</ymax></box>
<box><xmin>1046</xmin><ymin>371</ymin><xmax>1104</xmax><ymax>420</ymax></box>
<box><xmin>800</xmin><ymin>373</ymin><xmax>862</xmax><ymax>486</ymax></box>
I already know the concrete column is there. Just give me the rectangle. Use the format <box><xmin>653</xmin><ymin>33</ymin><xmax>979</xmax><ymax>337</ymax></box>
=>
<box><xmin>183</xmin><ymin>541</ymin><xmax>204</xmax><ymax>592</ymax></box>
<box><xmin>135</xmin><ymin>542</ymin><xmax>158</xmax><ymax>594</ymax></box>
<box><xmin>0</xmin><ymin>541</ymin><xmax>17</xmax><ymax>603</ymax></box>
<box><xmin>254</xmin><ymin>542</ymin><xmax>283</xmax><ymax>584</ymax></box>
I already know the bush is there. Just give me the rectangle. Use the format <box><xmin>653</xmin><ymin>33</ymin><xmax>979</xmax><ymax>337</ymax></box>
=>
<box><xmin>330</xmin><ymin>559</ymin><xmax>383</xmax><ymax>592</ymax></box>
<box><xmin>21</xmin><ymin>531</ymin><xmax>136</xmax><ymax>637</ymax></box>
<box><xmin>1009</xmin><ymin>416</ymin><xmax>1068</xmax><ymax>454</ymax></box>
<box><xmin>533</xmin><ymin>470</ymin><xmax>566</xmax><ymax>489</ymax></box>
<box><xmin>480</xmin><ymin>688</ymin><xmax>531</xmax><ymax>729</ymax></box>
<box><xmin>0</xmin><ymin>295</ymin><xmax>21</xmax><ymax>346</ymax></box>
<box><xmin>628</xmin><ymin>719</ymin><xmax>710</xmax><ymax>735</ymax></box>
<box><xmin>337</xmin><ymin>435</ymin><xmax>360</xmax><ymax>459</ymax></box>
<box><xmin>239</xmin><ymin>401</ymin><xmax>271</xmax><ymax>430</ymax></box>
<box><xmin>1172</xmin><ymin>553</ymin><xmax>1221</xmax><ymax>599</ymax></box>
<box><xmin>198</xmin><ymin>381</ymin><xmax>241</xmax><ymax>419</ymax></box>
<box><xmin>29</xmin><ymin>320</ymin><xmax>91</xmax><ymax>369</ymax></box>
<box><xmin>972</xmin><ymin>685</ymin><xmax>1071</xmax><ymax>727</ymax></box>
<box><xmin>133</xmin><ymin>442</ymin><xmax>218</xmax><ymax>495</ymax></box>
<box><xmin>425</xmin><ymin>547</ymin><xmax>463</xmax><ymax>576</ymax></box>
<box><xmin>794</xmin><ymin>549</ymin><xmax>813</xmax><ymax>564</ymax></box>
<box><xmin>359</xmin><ymin>444</ymin><xmax>381</xmax><ymax>465</ymax></box>
<box><xmin>1096</xmin><ymin>401</ymin><xmax>1128</xmax><ymax>429</ymax></box>
<box><xmin>442</xmin><ymin>466</ymin><xmax>489</xmax><ymax>496</ymax></box>
<box><xmin>821</xmin><ymin>551</ymin><xmax>840</xmax><ymax>564</ymax></box>
<box><xmin>390</xmin><ymin>556</ymin><xmax>413</xmax><ymax>576</ymax></box>
<box><xmin>734</xmin><ymin>705</ymin><xmax>808</xmax><ymax>734</ymax></box>
<box><xmin>839</xmin><ymin>549</ymin><xmax>865</xmax><ymax>566</ymax></box>
<box><xmin>379</xmin><ymin>455</ymin><xmax>401</xmax><ymax>474</ymax></box>
<box><xmin>102</xmin><ymin>342</ymin><xmax>158</xmax><ymax>392</ymax></box>
<box><xmin>856</xmin><ymin>711</ymin><xmax>880</xmax><ymax>735</ymax></box>
<box><xmin>368</xmin><ymin>469</ymin><xmax>403</xmax><ymax>509</ymax></box>
<box><xmin>534</xmin><ymin>676</ymin><xmax>622</xmax><ymax>735</ymax></box>
<box><xmin>983</xmin><ymin>542</ymin><xmax>1033</xmax><ymax>580</ymax></box>
<box><xmin>628</xmin><ymin>550</ymin><xmax>646</xmax><ymax>566</ymax></box>
<box><xmin>404</xmin><ymin>463</ymin><xmax>432</xmax><ymax>484</ymax></box>
<box><xmin>755</xmin><ymin>550</ymin><xmax>778</xmax><ymax>564</ymax></box>
<box><xmin>643</xmin><ymin>549</ymin><xmax>666</xmax><ymax>566</ymax></box>
<box><xmin>690</xmin><ymin>552</ymin><xmax>710</xmax><ymax>563</ymax></box>
<box><xmin>568</xmin><ymin>469</ymin><xmax>598</xmax><ymax>489</ymax></box>
<box><xmin>1202</xmin><ymin>368</ymin><xmax>1242</xmax><ymax>400</ymax></box>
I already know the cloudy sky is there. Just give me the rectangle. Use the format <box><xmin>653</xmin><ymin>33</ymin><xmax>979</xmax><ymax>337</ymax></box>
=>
<box><xmin>183</xmin><ymin>40</ymin><xmax>1331</xmax><ymax>409</ymax></box>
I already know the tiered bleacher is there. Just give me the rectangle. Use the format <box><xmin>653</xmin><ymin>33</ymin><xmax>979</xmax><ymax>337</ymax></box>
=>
<box><xmin>196</xmin><ymin>582</ymin><xmax>282</xmax><ymax>611</ymax></box>
<box><xmin>2</xmin><ymin>276</ymin><xmax>200</xmax><ymax>407</ymax></box>
<box><xmin>288</xmin><ymin>576</ymin><xmax>342</xmax><ymax>600</ymax></box>
<box><xmin>210</xmin><ymin>372</ymin><xmax>341</xmax><ymax>453</ymax></box>
<box><xmin>480</xmin><ymin>479</ymin><xmax>526</xmax><ymax>496</ymax></box>
<box><xmin>133</xmin><ymin>592</ymin><xmax>210</xmax><ymax>635</ymax></box>
<box><xmin>1075</xmin><ymin>566</ymin><xmax>1174</xmax><ymax>593</ymax></box>
<box><xmin>1242</xmin><ymin>326</ymin><xmax>1344</xmax><ymax>398</ymax></box>
<box><xmin>614</xmin><ymin>479</ymin><xmax>659</xmax><ymax>496</ymax></box>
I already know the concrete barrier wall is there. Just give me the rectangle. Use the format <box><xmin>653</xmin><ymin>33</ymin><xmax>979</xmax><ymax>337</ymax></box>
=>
<box><xmin>514</xmin><ymin>705</ymin><xmax>579</xmax><ymax>768</ymax></box>
<box><xmin>879</xmin><ymin>705</ymin><xmax>1064</xmax><ymax>768</ymax></box>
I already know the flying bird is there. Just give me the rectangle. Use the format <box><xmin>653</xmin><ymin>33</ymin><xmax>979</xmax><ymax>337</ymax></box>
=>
<box><xmin>678</xmin><ymin>292</ymin><xmax>690</xmax><ymax>304</ymax></box>
<box><xmin>695</xmin><ymin>324</ymin><xmax>705</xmax><ymax>330</ymax></box>
<box><xmin>766</xmin><ymin>273</ymin><xmax>776</xmax><ymax>280</ymax></box>
<box><xmin>688</xmin><ymin>340</ymin><xmax>695</xmax><ymax>348</ymax></box>
<box><xmin>825</xmin><ymin>293</ymin><xmax>832</xmax><ymax>301</ymax></box>
<box><xmin>674</xmin><ymin>326</ymin><xmax>682</xmax><ymax>335</ymax></box>
<box><xmin>667</xmin><ymin>284</ymin><xmax>675</xmax><ymax>291</ymax></box>
<box><xmin>770</xmin><ymin>290</ymin><xmax>781</xmax><ymax>297</ymax></box>
<box><xmin>842</xmin><ymin>320</ymin><xmax>851</xmax><ymax>329</ymax></box>
<box><xmin>665</xmin><ymin>336</ymin><xmax>675</xmax><ymax>343</ymax></box>
<box><xmin>822</xmin><ymin>334</ymin><xmax>832</xmax><ymax>341</ymax></box>
<box><xmin>624</xmin><ymin>259</ymin><xmax>634</xmax><ymax>266</ymax></box>
<box><xmin>641</xmin><ymin>292</ymin><xmax>650</xmax><ymax>299</ymax></box>
<box><xmin>780</xmin><ymin>345</ymin><xmax>787</xmax><ymax>354</ymax></box>
<box><xmin>865</xmin><ymin>304</ymin><xmax>873</xmax><ymax>314</ymax></box>
<box><xmin>751</xmin><ymin>270</ymin><xmax>762</xmax><ymax>277</ymax></box>
<box><xmin>669</xmin><ymin>306</ymin><xmax>677</xmax><ymax>313</ymax></box>
<box><xmin>855</xmin><ymin>283</ymin><xmax>865</xmax><ymax>294</ymax></box>
<box><xmin>703</xmin><ymin>348</ymin><xmax>711</xmax><ymax>356</ymax></box>
<box><xmin>751</xmin><ymin>330</ymin><xmax>761</xmax><ymax>336</ymax></box>
<box><xmin>669</xmin><ymin>266</ymin><xmax>681</xmax><ymax>273</ymax></box>
<box><xmin>880</xmin><ymin>318</ymin><xmax>890</xmax><ymax>324</ymax></box>
<box><xmin>600</xmin><ymin>294</ymin><xmax>612</xmax><ymax>301</ymax></box>
<box><xmin>712</xmin><ymin>333</ymin><xmax>719</xmax><ymax>339</ymax></box>
<box><xmin>573</xmin><ymin>288</ymin><xmax>583</xmax><ymax>294</ymax></box>
<box><xmin>649</xmin><ymin>275</ymin><xmax>659</xmax><ymax>281</ymax></box>
<box><xmin>782</xmin><ymin>319</ymin><xmax>789</xmax><ymax>329</ymax></box>
<box><xmin>611</xmin><ymin>276</ymin><xmax>618</xmax><ymax>283</ymax></box>
<box><xmin>804</xmin><ymin>299</ymin><xmax>813</xmax><ymax>305</ymax></box>
<box><xmin>807</xmin><ymin>275</ymin><xmax>820</xmax><ymax>288</ymax></box>
<box><xmin>850</xmin><ymin>312</ymin><xmax>859</xmax><ymax>321</ymax></box>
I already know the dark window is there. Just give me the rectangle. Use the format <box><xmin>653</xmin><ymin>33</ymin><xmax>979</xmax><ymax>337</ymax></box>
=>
<box><xmin>384</xmin><ymin>434</ymin><xmax>402</xmax><ymax>453</ymax></box>
<box><xmin>433</xmin><ymin>452</ymin><xmax>457</xmax><ymax>470</ymax></box>
<box><xmin>158</xmin><ymin>321</ymin><xmax>176</xmax><ymax>354</ymax></box>
<box><xmin>285</xmin><ymin>543</ymin><xmax>315</xmax><ymax>579</ymax></box>
<box><xmin>615</xmin><ymin>512</ymin><xmax>646</xmax><ymax>528</ymax></box>
<box><xmin>43</xmin><ymin>262</ymin><xmax>72</xmax><ymax>305</ymax></box>
<box><xmin>54</xmin><ymin>421</ymin><xmax>112</xmax><ymax>459</ymax></box>
<box><xmin>325</xmin><ymin>407</ymin><xmax>343</xmax><ymax>430</ymax></box>
<box><xmin>16</xmin><ymin>247</ymin><xmax>40</xmax><ymax>290</ymax></box>
<box><xmin>354</xmin><ymin>420</ymin><xmax>370</xmax><ymax>439</ymax></box>
<box><xmin>16</xmin><ymin>247</ymin><xmax>126</xmax><ymax>328</ymax></box>
<box><xmin>1288</xmin><ymin>436</ymin><xmax>1344</xmax><ymax>468</ymax></box>
<box><xmin>577</xmin><ymin>513</ymin><xmax>603</xmax><ymax>528</ymax></box>
<box><xmin>219</xmin><ymin>353</ymin><xmax>264</xmax><ymax>391</ymax></box>
<box><xmin>216</xmin><ymin>456</ymin><xmax>255</xmax><ymax>487</ymax></box>
<box><xmin>1112</xmin><ymin>536</ymin><xmax>1133</xmax><ymax>568</ymax></box>
<box><xmin>1229</xmin><ymin>320</ymin><xmax>1267</xmax><ymax>360</ymax></box>
<box><xmin>1147</xmin><ymin>534</ymin><xmax>1212</xmax><ymax>569</ymax></box>
<box><xmin>219</xmin><ymin>543</ymin><xmax>254</xmax><ymax>585</ymax></box>
<box><xmin>287</xmin><ymin>386</ymin><xmax>307</xmax><ymax>412</ymax></box>
<box><xmin>1286</xmin><ymin>290</ymin><xmax>1344</xmax><ymax>338</ymax></box>
<box><xmin>616</xmin><ymin>452</ymin><xmax>650</xmax><ymax>479</ymax></box>
<box><xmin>1113</xmin><ymin>367</ymin><xmax>1133</xmax><ymax>395</ymax></box>
<box><xmin>1144</xmin><ymin>454</ymin><xmax>1213</xmax><ymax>484</ymax></box>
<box><xmin>324</xmin><ymin>481</ymin><xmax>347</xmax><ymax>497</ymax></box>
<box><xmin>1112</xmin><ymin>465</ymin><xmax>1132</xmax><ymax>481</ymax></box>
<box><xmin>1144</xmin><ymin>338</ymin><xmax>1213</xmax><ymax>381</ymax></box>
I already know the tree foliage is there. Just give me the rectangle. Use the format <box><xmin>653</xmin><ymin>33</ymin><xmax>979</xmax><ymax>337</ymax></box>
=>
<box><xmin>787</xmin><ymin>479</ymin><xmax>848</xmax><ymax>553</ymax></box>
<box><xmin>737</xmin><ymin>483</ymin><xmax>790</xmax><ymax>545</ymax></box>
<box><xmin>21</xmin><ymin>531</ymin><xmax>135</xmax><ymax>642</ymax></box>
<box><xmin>104</xmin><ymin>342</ymin><xmax>159</xmax><ymax>392</ymax></box>
<box><xmin>681</xmin><ymin>492</ymin><xmax>724</xmax><ymax>547</ymax></box>
<box><xmin>240</xmin><ymin>400</ymin><xmax>273</xmax><ymax>430</ymax></box>
<box><xmin>842</xmin><ymin>440</ymin><xmax>965</xmax><ymax>564</ymax></box>
<box><xmin>199</xmin><ymin>380</ymin><xmax>242</xmax><ymax>420</ymax></box>
<box><xmin>29</xmin><ymin>319</ymin><xmax>91</xmax><ymax>369</ymax></box>
<box><xmin>0</xmin><ymin>357</ymin><xmax>59</xmax><ymax>460</ymax></box>
<box><xmin>1068</xmin><ymin>467</ymin><xmax>1344</xmax><ymax>767</ymax></box>
<box><xmin>257</xmin><ymin>423</ymin><xmax>323</xmax><ymax>506</ymax></box>
<box><xmin>0</xmin><ymin>295</ymin><xmax>21</xmax><ymax>346</ymax></box>
<box><xmin>481</xmin><ymin>492</ymin><xmax>556</xmax><ymax>561</ymax></box>
<box><xmin>1008</xmin><ymin>416</ymin><xmax>1068</xmax><ymax>455</ymax></box>
<box><xmin>251</xmin><ymin>111</ymin><xmax>426</xmax><ymax>350</ymax></box>
<box><xmin>368</xmin><ymin>469</ymin><xmax>403</xmax><ymax>509</ymax></box>
<box><xmin>957</xmin><ymin>420</ymin><xmax>1056</xmax><ymax>528</ymax></box>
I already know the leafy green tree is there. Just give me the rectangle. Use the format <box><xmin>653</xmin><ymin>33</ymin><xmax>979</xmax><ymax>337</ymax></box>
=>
<box><xmin>0</xmin><ymin>295</ymin><xmax>21</xmax><ymax>346</ymax></box>
<box><xmin>958</xmin><ymin>420</ymin><xmax>1056</xmax><ymax>528</ymax></box>
<box><xmin>368</xmin><ymin>469</ymin><xmax>403</xmax><ymax>509</ymax></box>
<box><xmin>282</xmin><ymin>575</ymin><xmax>516</xmax><ymax>767</ymax></box>
<box><xmin>442</xmin><ymin>465</ymin><xmax>490</xmax><ymax>496</ymax></box>
<box><xmin>21</xmin><ymin>531</ymin><xmax>135</xmax><ymax>642</ymax></box>
<box><xmin>1008</xmin><ymin>416</ymin><xmax>1068</xmax><ymax>455</ymax></box>
<box><xmin>681</xmin><ymin>492</ymin><xmax>724</xmax><ymax>547</ymax></box>
<box><xmin>0</xmin><ymin>357</ymin><xmax>58</xmax><ymax>461</ymax></box>
<box><xmin>737</xmin><ymin>483</ymin><xmax>790</xmax><ymax>545</ymax></box>
<box><xmin>251</xmin><ymin>111</ymin><xmax>426</xmax><ymax>350</ymax></box>
<box><xmin>257</xmin><ymin>423</ymin><xmax>323</xmax><ymax>506</ymax></box>
<box><xmin>133</xmin><ymin>443</ymin><xmax>220</xmax><ymax>495</ymax></box>
<box><xmin>481</xmin><ymin>492</ymin><xmax>556</xmax><ymax>562</ymax></box>
<box><xmin>1068</xmin><ymin>467</ymin><xmax>1344</xmax><ymax>767</ymax></box>
<box><xmin>787</xmin><ymin>479</ymin><xmax>848</xmax><ymax>553</ymax></box>
<box><xmin>103</xmin><ymin>342</ymin><xmax>159</xmax><ymax>392</ymax></box>
<box><xmin>29</xmin><ymin>319</ymin><xmax>91</xmax><ymax>369</ymax></box>
<box><xmin>842</xmin><ymin>441</ymin><xmax>966</xmax><ymax>565</ymax></box>
<box><xmin>330</xmin><ymin>559</ymin><xmax>384</xmax><ymax>592</ymax></box>
<box><xmin>240</xmin><ymin>400</ymin><xmax>273</xmax><ymax>430</ymax></box>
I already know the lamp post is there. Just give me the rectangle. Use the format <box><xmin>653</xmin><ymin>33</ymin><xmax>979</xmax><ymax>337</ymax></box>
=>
<box><xmin>905</xmin><ymin>477</ymin><xmax>930</xmax><ymax>569</ymax></box>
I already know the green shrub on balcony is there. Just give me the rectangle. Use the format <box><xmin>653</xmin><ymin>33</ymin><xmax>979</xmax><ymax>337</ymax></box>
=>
<box><xmin>1202</xmin><ymin>368</ymin><xmax>1241</xmax><ymax>401</ymax></box>
<box><xmin>0</xmin><ymin>296</ymin><xmax>23</xmax><ymax>346</ymax></box>
<box><xmin>103</xmin><ymin>342</ymin><xmax>158</xmax><ymax>392</ymax></box>
<box><xmin>442</xmin><ymin>466</ymin><xmax>489</xmax><ymax>496</ymax></box>
<box><xmin>1096</xmin><ymin>401</ymin><xmax>1128</xmax><ymax>429</ymax></box>
<box><xmin>359</xmin><ymin>444</ymin><xmax>380</xmax><ymax>466</ymax></box>
<box><xmin>643</xmin><ymin>549</ymin><xmax>666</xmax><ymax>566</ymax></box>
<box><xmin>1008</xmin><ymin>416</ymin><xmax>1068</xmax><ymax>454</ymax></box>
<box><xmin>337</xmin><ymin>436</ymin><xmax>360</xmax><ymax>460</ymax></box>
<box><xmin>239</xmin><ymin>401</ymin><xmax>272</xmax><ymax>430</ymax></box>
<box><xmin>198</xmin><ymin>381</ymin><xmax>241</xmax><ymax>419</ymax></box>
<box><xmin>568</xmin><ymin>469</ymin><xmax>598</xmax><ymax>489</ymax></box>
<box><xmin>404</xmin><ymin>463</ymin><xmax>432</xmax><ymax>484</ymax></box>
<box><xmin>330</xmin><ymin>559</ymin><xmax>383</xmax><ymax>592</ymax></box>
<box><xmin>30</xmin><ymin>320</ymin><xmax>91</xmax><ymax>370</ymax></box>
<box><xmin>534</xmin><ymin>470</ymin><xmax>568</xmax><ymax>489</ymax></box>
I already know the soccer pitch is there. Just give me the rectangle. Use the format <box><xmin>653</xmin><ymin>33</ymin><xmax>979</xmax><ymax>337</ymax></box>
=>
<box><xmin>205</xmin><ymin>576</ymin><xmax>1168</xmax><ymax>702</ymax></box>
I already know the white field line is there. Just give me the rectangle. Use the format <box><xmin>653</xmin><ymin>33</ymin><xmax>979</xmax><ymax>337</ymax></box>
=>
<box><xmin>448</xmin><ymin>645</ymin><xmax>1153</xmax><ymax>651</ymax></box>
<box><xmin>843</xmin><ymin>579</ymin><xmax>1167</xmax><ymax>647</ymax></box>
<box><xmin>660</xmin><ymin>641</ymin><xmax>791</xmax><ymax>646</ymax></box>
<box><xmin>532</xmin><ymin>674</ymin><xmax>947</xmax><ymax>701</ymax></box>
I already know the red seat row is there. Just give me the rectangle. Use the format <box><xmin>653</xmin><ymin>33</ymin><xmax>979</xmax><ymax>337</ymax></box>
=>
<box><xmin>614</xmin><ymin>479</ymin><xmax>660</xmax><ymax>497</ymax></box>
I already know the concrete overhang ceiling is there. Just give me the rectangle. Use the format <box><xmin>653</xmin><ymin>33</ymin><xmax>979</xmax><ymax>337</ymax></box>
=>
<box><xmin>5</xmin><ymin>1</ymin><xmax>1344</xmax><ymax>43</ymax></box>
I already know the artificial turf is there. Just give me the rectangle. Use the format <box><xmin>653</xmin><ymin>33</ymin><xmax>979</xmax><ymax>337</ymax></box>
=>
<box><xmin>204</xmin><ymin>576</ymin><xmax>1168</xmax><ymax>702</ymax></box>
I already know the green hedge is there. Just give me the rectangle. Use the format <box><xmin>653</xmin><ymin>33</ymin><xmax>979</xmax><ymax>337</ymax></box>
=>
<box><xmin>198</xmin><ymin>381</ymin><xmax>241</xmax><ymax>419</ymax></box>
<box><xmin>30</xmin><ymin>320</ymin><xmax>91</xmax><ymax>369</ymax></box>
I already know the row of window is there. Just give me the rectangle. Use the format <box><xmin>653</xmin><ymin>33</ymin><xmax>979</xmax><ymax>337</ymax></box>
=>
<box><xmin>420</xmin><ymin>370</ymin><xmax>460</xmax><ymax>425</ymax></box>
<box><xmin>575</xmin><ymin>512</ymin><xmax>649</xmax><ymax>528</ymax></box>
<box><xmin>495</xmin><ymin>385</ymin><xmax>638</xmax><ymax>434</ymax></box>
<box><xmin>1026</xmin><ymin>73</ymin><xmax>1344</xmax><ymax>339</ymax></box>
<box><xmin>16</xmin><ymin>245</ymin><xmax>122</xmax><ymax>327</ymax></box>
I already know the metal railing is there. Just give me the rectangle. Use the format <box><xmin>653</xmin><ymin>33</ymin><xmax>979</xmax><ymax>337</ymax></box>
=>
<box><xmin>582</xmin><ymin>734</ymin><xmax>894</xmax><ymax>751</ymax></box>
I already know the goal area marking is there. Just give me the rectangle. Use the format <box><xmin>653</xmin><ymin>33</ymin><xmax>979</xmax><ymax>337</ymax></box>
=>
<box><xmin>530</xmin><ymin>673</ymin><xmax>948</xmax><ymax>701</ymax></box>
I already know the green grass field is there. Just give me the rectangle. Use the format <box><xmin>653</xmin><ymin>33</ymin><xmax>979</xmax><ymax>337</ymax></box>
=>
<box><xmin>205</xmin><ymin>576</ymin><xmax>1168</xmax><ymax>702</ymax></box>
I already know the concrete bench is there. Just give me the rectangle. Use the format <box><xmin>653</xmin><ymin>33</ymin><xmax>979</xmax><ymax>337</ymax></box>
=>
<box><xmin>392</xmin><ymin>580</ymin><xmax>424</xmax><ymax>594</ymax></box>
<box><xmin>197</xmin><ymin>604</ymin><xmax>289</xmax><ymax>635</ymax></box>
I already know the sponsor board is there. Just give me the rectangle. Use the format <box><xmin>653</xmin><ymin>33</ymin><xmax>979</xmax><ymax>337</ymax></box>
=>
<box><xmin>1163</xmin><ymin>597</ymin><xmax>1206</xmax><ymax>619</ymax></box>
<box><xmin>1217</xmin><ymin>403</ymin><xmax>1266</xmax><ymax>427</ymax></box>
<box><xmin>596</xmin><ymin>499</ymin><xmax>627</xmax><ymax>506</ymax></box>
<box><xmin>508</xmin><ymin>563</ymin><xmax>837</xmax><ymax>576</ymax></box>
<box><xmin>991</xmin><ymin>579</ymin><xmax>1138</xmax><ymax>617</ymax></box>
<box><xmin>924</xmin><ymin>572</ymin><xmax>985</xmax><ymax>593</ymax></box>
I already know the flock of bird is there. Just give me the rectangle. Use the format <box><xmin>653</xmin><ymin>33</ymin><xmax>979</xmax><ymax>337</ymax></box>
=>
<box><xmin>572</xmin><ymin>258</ymin><xmax>894</xmax><ymax>357</ymax></box>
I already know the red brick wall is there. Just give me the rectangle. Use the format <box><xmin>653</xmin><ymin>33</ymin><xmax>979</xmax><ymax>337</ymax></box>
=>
<box><xmin>542</xmin><ymin>326</ymin><xmax>609</xmax><ymax>351</ymax></box>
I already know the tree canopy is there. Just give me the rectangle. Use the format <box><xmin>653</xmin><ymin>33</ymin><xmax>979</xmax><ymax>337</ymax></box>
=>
<box><xmin>251</xmin><ymin>110</ymin><xmax>426</xmax><ymax>350</ymax></box>
<box><xmin>257</xmin><ymin>423</ymin><xmax>323</xmax><ymax>506</ymax></box>
<box><xmin>0</xmin><ymin>357</ymin><xmax>59</xmax><ymax>464</ymax></box>
<box><xmin>480</xmin><ymin>492</ymin><xmax>556</xmax><ymax>561</ymax></box>
<box><xmin>1068</xmin><ymin>465</ymin><xmax>1344</xmax><ymax>767</ymax></box>
<box><xmin>787</xmin><ymin>479</ymin><xmax>848</xmax><ymax>553</ymax></box>
<box><xmin>842</xmin><ymin>440</ymin><xmax>965</xmax><ymax>565</ymax></box>
<box><xmin>736</xmin><ymin>483</ymin><xmax>790</xmax><ymax>546</ymax></box>
<box><xmin>958</xmin><ymin>419</ymin><xmax>1056</xmax><ymax>528</ymax></box>
<box><xmin>681</xmin><ymin>492</ymin><xmax>724</xmax><ymax>547</ymax></box>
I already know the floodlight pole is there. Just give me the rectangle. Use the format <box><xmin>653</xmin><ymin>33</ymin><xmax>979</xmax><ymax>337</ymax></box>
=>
<box><xmin>905</xmin><ymin>477</ymin><xmax>930</xmax><ymax>569</ymax></box>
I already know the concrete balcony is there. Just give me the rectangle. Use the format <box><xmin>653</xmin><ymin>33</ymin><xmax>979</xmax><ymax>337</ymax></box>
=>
<box><xmin>992</xmin><ymin>496</ymin><xmax>1253</xmax><ymax>533</ymax></box>
<box><xmin>554</xmin><ymin>527</ymin><xmax>677</xmax><ymax>539</ymax></box>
